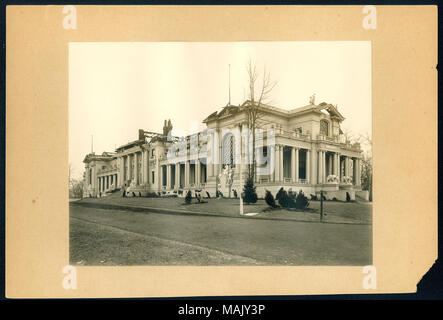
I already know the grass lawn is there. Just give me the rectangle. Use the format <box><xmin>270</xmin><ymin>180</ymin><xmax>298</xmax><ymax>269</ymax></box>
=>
<box><xmin>77</xmin><ymin>193</ymin><xmax>371</xmax><ymax>224</ymax></box>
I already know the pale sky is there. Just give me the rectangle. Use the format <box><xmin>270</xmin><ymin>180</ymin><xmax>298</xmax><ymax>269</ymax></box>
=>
<box><xmin>69</xmin><ymin>41</ymin><xmax>372</xmax><ymax>179</ymax></box>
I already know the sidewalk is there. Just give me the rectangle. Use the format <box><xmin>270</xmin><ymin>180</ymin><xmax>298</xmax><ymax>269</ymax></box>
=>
<box><xmin>73</xmin><ymin>194</ymin><xmax>372</xmax><ymax>225</ymax></box>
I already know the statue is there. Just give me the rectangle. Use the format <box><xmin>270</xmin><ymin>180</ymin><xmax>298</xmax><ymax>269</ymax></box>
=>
<box><xmin>309</xmin><ymin>93</ymin><xmax>316</xmax><ymax>105</ymax></box>
<box><xmin>217</xmin><ymin>165</ymin><xmax>234</xmax><ymax>198</ymax></box>
<box><xmin>162</xmin><ymin>119</ymin><xmax>173</xmax><ymax>137</ymax></box>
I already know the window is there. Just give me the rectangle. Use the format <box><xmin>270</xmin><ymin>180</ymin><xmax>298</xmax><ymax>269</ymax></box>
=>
<box><xmin>295</xmin><ymin>127</ymin><xmax>302</xmax><ymax>134</ymax></box>
<box><xmin>151</xmin><ymin>149</ymin><xmax>155</xmax><ymax>157</ymax></box>
<box><xmin>320</xmin><ymin>120</ymin><xmax>329</xmax><ymax>136</ymax></box>
<box><xmin>89</xmin><ymin>168</ymin><xmax>92</xmax><ymax>185</ymax></box>
<box><xmin>257</xmin><ymin>146</ymin><xmax>268</xmax><ymax>165</ymax></box>
<box><xmin>222</xmin><ymin>134</ymin><xmax>235</xmax><ymax>167</ymax></box>
<box><xmin>263</xmin><ymin>146</ymin><xmax>268</xmax><ymax>157</ymax></box>
<box><xmin>151</xmin><ymin>171</ymin><xmax>155</xmax><ymax>183</ymax></box>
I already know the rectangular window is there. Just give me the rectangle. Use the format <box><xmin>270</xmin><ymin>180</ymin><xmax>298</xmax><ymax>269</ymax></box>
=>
<box><xmin>151</xmin><ymin>149</ymin><xmax>155</xmax><ymax>157</ymax></box>
<box><xmin>89</xmin><ymin>168</ymin><xmax>92</xmax><ymax>185</ymax></box>
<box><xmin>151</xmin><ymin>171</ymin><xmax>155</xmax><ymax>183</ymax></box>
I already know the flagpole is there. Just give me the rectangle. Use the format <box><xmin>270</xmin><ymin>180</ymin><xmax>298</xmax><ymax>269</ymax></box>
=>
<box><xmin>228</xmin><ymin>64</ymin><xmax>231</xmax><ymax>105</ymax></box>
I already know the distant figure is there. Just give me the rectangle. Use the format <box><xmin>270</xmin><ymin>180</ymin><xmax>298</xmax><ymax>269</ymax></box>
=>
<box><xmin>206</xmin><ymin>191</ymin><xmax>211</xmax><ymax>198</ymax></box>
<box><xmin>139</xmin><ymin>192</ymin><xmax>142</xmax><ymax>197</ymax></box>
<box><xmin>219</xmin><ymin>191</ymin><xmax>224</xmax><ymax>198</ymax></box>
<box><xmin>233</xmin><ymin>189</ymin><xmax>238</xmax><ymax>198</ymax></box>
<box><xmin>132</xmin><ymin>191</ymin><xmax>136</xmax><ymax>197</ymax></box>
<box><xmin>122</xmin><ymin>184</ymin><xmax>127</xmax><ymax>197</ymax></box>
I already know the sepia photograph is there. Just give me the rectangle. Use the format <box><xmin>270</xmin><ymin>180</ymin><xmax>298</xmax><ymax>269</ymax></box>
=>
<box><xmin>5</xmin><ymin>4</ymin><xmax>438</xmax><ymax>299</ymax></box>
<box><xmin>69</xmin><ymin>41</ymin><xmax>373</xmax><ymax>266</ymax></box>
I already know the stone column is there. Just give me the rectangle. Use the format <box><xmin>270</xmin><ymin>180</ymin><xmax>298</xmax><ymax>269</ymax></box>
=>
<box><xmin>207</xmin><ymin>132</ymin><xmax>214</xmax><ymax>178</ymax></box>
<box><xmin>338</xmin><ymin>155</ymin><xmax>346</xmax><ymax>181</ymax></box>
<box><xmin>175</xmin><ymin>163</ymin><xmax>180</xmax><ymax>189</ymax></box>
<box><xmin>328</xmin><ymin>153</ymin><xmax>332</xmax><ymax>177</ymax></box>
<box><xmin>295</xmin><ymin>147</ymin><xmax>299</xmax><ymax>183</ymax></box>
<box><xmin>323</xmin><ymin>151</ymin><xmax>327</xmax><ymax>183</ymax></box>
<box><xmin>333</xmin><ymin>153</ymin><xmax>337</xmax><ymax>176</ymax></box>
<box><xmin>185</xmin><ymin>160</ymin><xmax>190</xmax><ymax>187</ymax></box>
<box><xmin>306</xmin><ymin>149</ymin><xmax>310</xmax><ymax>183</ymax></box>
<box><xmin>218</xmin><ymin>130</ymin><xmax>223</xmax><ymax>175</ymax></box>
<box><xmin>156</xmin><ymin>159</ymin><xmax>160</xmax><ymax>190</ymax></box>
<box><xmin>318</xmin><ymin>150</ymin><xmax>322</xmax><ymax>184</ymax></box>
<box><xmin>117</xmin><ymin>157</ymin><xmax>122</xmax><ymax>187</ymax></box>
<box><xmin>291</xmin><ymin>147</ymin><xmax>296</xmax><ymax>183</ymax></box>
<box><xmin>270</xmin><ymin>145</ymin><xmax>276</xmax><ymax>182</ymax></box>
<box><xmin>275</xmin><ymin>145</ymin><xmax>280</xmax><ymax>182</ymax></box>
<box><xmin>196</xmin><ymin>159</ymin><xmax>201</xmax><ymax>187</ymax></box>
<box><xmin>141</xmin><ymin>151</ymin><xmax>145</xmax><ymax>184</ymax></box>
<box><xmin>310</xmin><ymin>149</ymin><xmax>316</xmax><ymax>185</ymax></box>
<box><xmin>145</xmin><ymin>150</ymin><xmax>151</xmax><ymax>185</ymax></box>
<box><xmin>134</xmin><ymin>153</ymin><xmax>139</xmax><ymax>185</ymax></box>
<box><xmin>166</xmin><ymin>164</ymin><xmax>171</xmax><ymax>189</ymax></box>
<box><xmin>346</xmin><ymin>157</ymin><xmax>350</xmax><ymax>177</ymax></box>
<box><xmin>352</xmin><ymin>158</ymin><xmax>358</xmax><ymax>185</ymax></box>
<box><xmin>357</xmin><ymin>158</ymin><xmax>361</xmax><ymax>185</ymax></box>
<box><xmin>279</xmin><ymin>145</ymin><xmax>284</xmax><ymax>181</ymax></box>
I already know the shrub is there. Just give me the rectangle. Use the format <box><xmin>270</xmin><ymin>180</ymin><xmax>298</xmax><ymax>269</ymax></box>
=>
<box><xmin>278</xmin><ymin>190</ymin><xmax>296</xmax><ymax>208</ymax></box>
<box><xmin>288</xmin><ymin>189</ymin><xmax>297</xmax><ymax>200</ymax></box>
<box><xmin>146</xmin><ymin>192</ymin><xmax>159</xmax><ymax>198</ymax></box>
<box><xmin>265</xmin><ymin>190</ymin><xmax>278</xmax><ymax>208</ymax></box>
<box><xmin>295</xmin><ymin>192</ymin><xmax>309</xmax><ymax>209</ymax></box>
<box><xmin>243</xmin><ymin>177</ymin><xmax>258</xmax><ymax>204</ymax></box>
<box><xmin>185</xmin><ymin>190</ymin><xmax>192</xmax><ymax>204</ymax></box>
<box><xmin>275</xmin><ymin>187</ymin><xmax>285</xmax><ymax>201</ymax></box>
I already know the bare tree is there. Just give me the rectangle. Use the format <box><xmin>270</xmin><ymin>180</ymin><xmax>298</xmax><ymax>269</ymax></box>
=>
<box><xmin>245</xmin><ymin>59</ymin><xmax>277</xmax><ymax>181</ymax></box>
<box><xmin>359</xmin><ymin>133</ymin><xmax>373</xmax><ymax>201</ymax></box>
<box><xmin>340</xmin><ymin>130</ymin><xmax>373</xmax><ymax>201</ymax></box>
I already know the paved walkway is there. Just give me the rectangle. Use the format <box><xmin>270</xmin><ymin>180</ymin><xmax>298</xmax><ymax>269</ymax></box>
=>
<box><xmin>73</xmin><ymin>193</ymin><xmax>372</xmax><ymax>225</ymax></box>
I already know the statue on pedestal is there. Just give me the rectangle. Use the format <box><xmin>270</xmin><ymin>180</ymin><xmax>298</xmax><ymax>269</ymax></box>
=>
<box><xmin>309</xmin><ymin>93</ymin><xmax>316</xmax><ymax>105</ymax></box>
<box><xmin>217</xmin><ymin>165</ymin><xmax>234</xmax><ymax>198</ymax></box>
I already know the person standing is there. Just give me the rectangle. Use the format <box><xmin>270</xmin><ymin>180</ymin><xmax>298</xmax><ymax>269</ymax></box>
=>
<box><xmin>122</xmin><ymin>183</ymin><xmax>126</xmax><ymax>197</ymax></box>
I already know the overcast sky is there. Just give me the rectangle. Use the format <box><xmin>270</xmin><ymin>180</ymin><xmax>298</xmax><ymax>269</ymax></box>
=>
<box><xmin>69</xmin><ymin>41</ymin><xmax>372</xmax><ymax>179</ymax></box>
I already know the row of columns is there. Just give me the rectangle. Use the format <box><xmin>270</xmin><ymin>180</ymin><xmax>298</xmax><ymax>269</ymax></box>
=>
<box><xmin>97</xmin><ymin>174</ymin><xmax>117</xmax><ymax>193</ymax></box>
<box><xmin>114</xmin><ymin>141</ymin><xmax>361</xmax><ymax>191</ymax></box>
<box><xmin>160</xmin><ymin>161</ymin><xmax>206</xmax><ymax>190</ymax></box>
<box><xmin>119</xmin><ymin>150</ymin><xmax>150</xmax><ymax>187</ymax></box>
<box><xmin>316</xmin><ymin>150</ymin><xmax>361</xmax><ymax>185</ymax></box>
<box><xmin>273</xmin><ymin>145</ymin><xmax>310</xmax><ymax>183</ymax></box>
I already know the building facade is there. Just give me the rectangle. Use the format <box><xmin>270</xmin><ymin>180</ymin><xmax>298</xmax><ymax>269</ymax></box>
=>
<box><xmin>83</xmin><ymin>98</ymin><xmax>365</xmax><ymax>201</ymax></box>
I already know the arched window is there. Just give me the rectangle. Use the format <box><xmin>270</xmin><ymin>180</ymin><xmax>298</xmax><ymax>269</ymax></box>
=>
<box><xmin>320</xmin><ymin>120</ymin><xmax>329</xmax><ymax>136</ymax></box>
<box><xmin>222</xmin><ymin>134</ymin><xmax>235</xmax><ymax>167</ymax></box>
